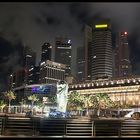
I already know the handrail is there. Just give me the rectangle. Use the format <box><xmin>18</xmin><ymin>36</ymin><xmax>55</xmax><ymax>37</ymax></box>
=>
<box><xmin>0</xmin><ymin>116</ymin><xmax>140</xmax><ymax>137</ymax></box>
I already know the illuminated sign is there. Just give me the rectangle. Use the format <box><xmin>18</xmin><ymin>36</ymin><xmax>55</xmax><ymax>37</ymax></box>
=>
<box><xmin>95</xmin><ymin>24</ymin><xmax>108</xmax><ymax>28</ymax></box>
<box><xmin>32</xmin><ymin>85</ymin><xmax>56</xmax><ymax>94</ymax></box>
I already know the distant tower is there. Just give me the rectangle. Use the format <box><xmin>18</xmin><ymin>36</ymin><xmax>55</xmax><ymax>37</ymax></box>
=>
<box><xmin>91</xmin><ymin>19</ymin><xmax>113</xmax><ymax>79</ymax></box>
<box><xmin>39</xmin><ymin>60</ymin><xmax>66</xmax><ymax>84</ymax></box>
<box><xmin>41</xmin><ymin>42</ymin><xmax>52</xmax><ymax>62</ymax></box>
<box><xmin>54</xmin><ymin>37</ymin><xmax>72</xmax><ymax>76</ymax></box>
<box><xmin>23</xmin><ymin>46</ymin><xmax>36</xmax><ymax>85</ymax></box>
<box><xmin>84</xmin><ymin>25</ymin><xmax>92</xmax><ymax>80</ymax></box>
<box><xmin>114</xmin><ymin>32</ymin><xmax>132</xmax><ymax>77</ymax></box>
<box><xmin>8</xmin><ymin>45</ymin><xmax>37</xmax><ymax>88</ymax></box>
<box><xmin>28</xmin><ymin>66</ymin><xmax>40</xmax><ymax>84</ymax></box>
<box><xmin>77</xmin><ymin>47</ymin><xmax>85</xmax><ymax>82</ymax></box>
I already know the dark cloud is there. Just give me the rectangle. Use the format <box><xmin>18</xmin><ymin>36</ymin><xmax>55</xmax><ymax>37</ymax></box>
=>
<box><xmin>69</xmin><ymin>3</ymin><xmax>140</xmax><ymax>74</ymax></box>
<box><xmin>69</xmin><ymin>3</ymin><xmax>91</xmax><ymax>24</ymax></box>
<box><xmin>0</xmin><ymin>36</ymin><xmax>24</xmax><ymax>91</ymax></box>
<box><xmin>46</xmin><ymin>16</ymin><xmax>60</xmax><ymax>25</ymax></box>
<box><xmin>0</xmin><ymin>3</ymin><xmax>140</xmax><ymax>90</ymax></box>
<box><xmin>89</xmin><ymin>3</ymin><xmax>139</xmax><ymax>32</ymax></box>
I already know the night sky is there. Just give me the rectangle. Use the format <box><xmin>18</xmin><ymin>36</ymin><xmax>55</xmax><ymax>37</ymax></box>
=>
<box><xmin>0</xmin><ymin>2</ymin><xmax>140</xmax><ymax>91</ymax></box>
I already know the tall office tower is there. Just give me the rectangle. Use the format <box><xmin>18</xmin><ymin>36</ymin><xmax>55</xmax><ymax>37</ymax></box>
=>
<box><xmin>41</xmin><ymin>42</ymin><xmax>52</xmax><ymax>62</ymax></box>
<box><xmin>84</xmin><ymin>25</ymin><xmax>92</xmax><ymax>80</ymax></box>
<box><xmin>91</xmin><ymin>20</ymin><xmax>113</xmax><ymax>79</ymax></box>
<box><xmin>7</xmin><ymin>45</ymin><xmax>36</xmax><ymax>88</ymax></box>
<box><xmin>10</xmin><ymin>69</ymin><xmax>25</xmax><ymax>88</ymax></box>
<box><xmin>28</xmin><ymin>66</ymin><xmax>40</xmax><ymax>85</ymax></box>
<box><xmin>39</xmin><ymin>60</ymin><xmax>66</xmax><ymax>84</ymax></box>
<box><xmin>114</xmin><ymin>32</ymin><xmax>132</xmax><ymax>77</ymax></box>
<box><xmin>8</xmin><ymin>73</ymin><xmax>16</xmax><ymax>90</ymax></box>
<box><xmin>23</xmin><ymin>46</ymin><xmax>36</xmax><ymax>85</ymax></box>
<box><xmin>54</xmin><ymin>37</ymin><xmax>72</xmax><ymax>76</ymax></box>
<box><xmin>77</xmin><ymin>47</ymin><xmax>85</xmax><ymax>82</ymax></box>
<box><xmin>23</xmin><ymin>46</ymin><xmax>36</xmax><ymax>67</ymax></box>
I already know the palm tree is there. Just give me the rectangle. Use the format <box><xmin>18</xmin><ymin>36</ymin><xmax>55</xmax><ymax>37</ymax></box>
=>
<box><xmin>80</xmin><ymin>95</ymin><xmax>95</xmax><ymax>117</ymax></box>
<box><xmin>19</xmin><ymin>98</ymin><xmax>26</xmax><ymax>114</ymax></box>
<box><xmin>48</xmin><ymin>95</ymin><xmax>57</xmax><ymax>104</ymax></box>
<box><xmin>0</xmin><ymin>100</ymin><xmax>6</xmax><ymax>113</ymax></box>
<box><xmin>5</xmin><ymin>90</ymin><xmax>16</xmax><ymax>113</ymax></box>
<box><xmin>27</xmin><ymin>94</ymin><xmax>39</xmax><ymax>113</ymax></box>
<box><xmin>36</xmin><ymin>100</ymin><xmax>44</xmax><ymax>115</ymax></box>
<box><xmin>67</xmin><ymin>91</ymin><xmax>83</xmax><ymax>115</ymax></box>
<box><xmin>40</xmin><ymin>97</ymin><xmax>48</xmax><ymax>115</ymax></box>
<box><xmin>95</xmin><ymin>93</ymin><xmax>112</xmax><ymax>116</ymax></box>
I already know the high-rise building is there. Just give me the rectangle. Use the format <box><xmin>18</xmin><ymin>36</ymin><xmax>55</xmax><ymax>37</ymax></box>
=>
<box><xmin>9</xmin><ymin>69</ymin><xmax>25</xmax><ymax>88</ymax></box>
<box><xmin>84</xmin><ymin>25</ymin><xmax>92</xmax><ymax>80</ymax></box>
<box><xmin>91</xmin><ymin>20</ymin><xmax>113</xmax><ymax>79</ymax></box>
<box><xmin>77</xmin><ymin>47</ymin><xmax>85</xmax><ymax>82</ymax></box>
<box><xmin>23</xmin><ymin>46</ymin><xmax>36</xmax><ymax>67</ymax></box>
<box><xmin>39</xmin><ymin>60</ymin><xmax>66</xmax><ymax>84</ymax></box>
<box><xmin>114</xmin><ymin>32</ymin><xmax>132</xmax><ymax>77</ymax></box>
<box><xmin>28</xmin><ymin>66</ymin><xmax>40</xmax><ymax>85</ymax></box>
<box><xmin>54</xmin><ymin>37</ymin><xmax>71</xmax><ymax>76</ymax></box>
<box><xmin>41</xmin><ymin>42</ymin><xmax>52</xmax><ymax>62</ymax></box>
<box><xmin>10</xmin><ymin>46</ymin><xmax>36</xmax><ymax>88</ymax></box>
<box><xmin>23</xmin><ymin>46</ymin><xmax>36</xmax><ymax>85</ymax></box>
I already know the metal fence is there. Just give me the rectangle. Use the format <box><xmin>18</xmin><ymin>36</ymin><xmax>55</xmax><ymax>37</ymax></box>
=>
<box><xmin>0</xmin><ymin>117</ymin><xmax>140</xmax><ymax>137</ymax></box>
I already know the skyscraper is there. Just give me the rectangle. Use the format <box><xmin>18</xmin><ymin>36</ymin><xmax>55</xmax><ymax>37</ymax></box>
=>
<box><xmin>23</xmin><ymin>46</ymin><xmax>36</xmax><ymax>85</ymax></box>
<box><xmin>54</xmin><ymin>37</ymin><xmax>72</xmax><ymax>76</ymax></box>
<box><xmin>12</xmin><ymin>46</ymin><xmax>36</xmax><ymax>87</ymax></box>
<box><xmin>77</xmin><ymin>47</ymin><xmax>85</xmax><ymax>82</ymax></box>
<box><xmin>41</xmin><ymin>42</ymin><xmax>52</xmax><ymax>62</ymax></box>
<box><xmin>114</xmin><ymin>32</ymin><xmax>132</xmax><ymax>77</ymax></box>
<box><xmin>39</xmin><ymin>60</ymin><xmax>66</xmax><ymax>84</ymax></box>
<box><xmin>84</xmin><ymin>25</ymin><xmax>92</xmax><ymax>80</ymax></box>
<box><xmin>28</xmin><ymin>66</ymin><xmax>40</xmax><ymax>85</ymax></box>
<box><xmin>91</xmin><ymin>20</ymin><xmax>113</xmax><ymax>79</ymax></box>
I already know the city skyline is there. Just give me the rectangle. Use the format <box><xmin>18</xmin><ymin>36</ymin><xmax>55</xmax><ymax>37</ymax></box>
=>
<box><xmin>0</xmin><ymin>2</ymin><xmax>140</xmax><ymax>90</ymax></box>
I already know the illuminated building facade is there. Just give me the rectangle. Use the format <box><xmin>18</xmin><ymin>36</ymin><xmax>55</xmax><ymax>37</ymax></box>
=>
<box><xmin>28</xmin><ymin>66</ymin><xmax>40</xmax><ymax>85</ymax></box>
<box><xmin>91</xmin><ymin>20</ymin><xmax>113</xmax><ymax>79</ymax></box>
<box><xmin>23</xmin><ymin>46</ymin><xmax>36</xmax><ymax>85</ymax></box>
<box><xmin>12</xmin><ymin>84</ymin><xmax>57</xmax><ymax>105</ymax></box>
<box><xmin>54</xmin><ymin>37</ymin><xmax>72</xmax><ymax>76</ymax></box>
<box><xmin>8</xmin><ymin>69</ymin><xmax>24</xmax><ymax>89</ymax></box>
<box><xmin>77</xmin><ymin>47</ymin><xmax>85</xmax><ymax>82</ymax></box>
<box><xmin>41</xmin><ymin>42</ymin><xmax>52</xmax><ymax>62</ymax></box>
<box><xmin>8</xmin><ymin>46</ymin><xmax>37</xmax><ymax>89</ymax></box>
<box><xmin>69</xmin><ymin>76</ymin><xmax>140</xmax><ymax>108</ymax></box>
<box><xmin>114</xmin><ymin>32</ymin><xmax>132</xmax><ymax>77</ymax></box>
<box><xmin>39</xmin><ymin>60</ymin><xmax>66</xmax><ymax>84</ymax></box>
<box><xmin>84</xmin><ymin>25</ymin><xmax>92</xmax><ymax>80</ymax></box>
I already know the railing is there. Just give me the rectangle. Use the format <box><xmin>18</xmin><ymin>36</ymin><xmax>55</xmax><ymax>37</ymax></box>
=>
<box><xmin>0</xmin><ymin>116</ymin><xmax>140</xmax><ymax>137</ymax></box>
<box><xmin>3</xmin><ymin>117</ymin><xmax>34</xmax><ymax>136</ymax></box>
<box><xmin>121</xmin><ymin>120</ymin><xmax>140</xmax><ymax>137</ymax></box>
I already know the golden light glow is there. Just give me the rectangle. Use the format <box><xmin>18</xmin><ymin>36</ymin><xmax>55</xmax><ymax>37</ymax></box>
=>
<box><xmin>95</xmin><ymin>24</ymin><xmax>108</xmax><ymax>28</ymax></box>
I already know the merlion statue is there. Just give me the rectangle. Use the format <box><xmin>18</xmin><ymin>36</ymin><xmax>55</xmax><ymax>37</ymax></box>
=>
<box><xmin>56</xmin><ymin>81</ymin><xmax>68</xmax><ymax>113</ymax></box>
